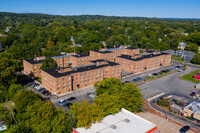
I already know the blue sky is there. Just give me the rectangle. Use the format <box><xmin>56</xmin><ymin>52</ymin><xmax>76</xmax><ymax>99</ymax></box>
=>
<box><xmin>0</xmin><ymin>0</ymin><xmax>199</xmax><ymax>18</ymax></box>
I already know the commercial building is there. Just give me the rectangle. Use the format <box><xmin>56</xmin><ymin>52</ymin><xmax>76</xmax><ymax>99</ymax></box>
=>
<box><xmin>73</xmin><ymin>108</ymin><xmax>157</xmax><ymax>133</ymax></box>
<box><xmin>41</xmin><ymin>59</ymin><xmax>121</xmax><ymax>95</ymax></box>
<box><xmin>183</xmin><ymin>101</ymin><xmax>200</xmax><ymax>121</ymax></box>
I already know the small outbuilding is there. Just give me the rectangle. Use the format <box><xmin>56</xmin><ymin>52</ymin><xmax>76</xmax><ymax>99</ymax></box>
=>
<box><xmin>196</xmin><ymin>83</ymin><xmax>200</xmax><ymax>89</ymax></box>
<box><xmin>194</xmin><ymin>73</ymin><xmax>200</xmax><ymax>80</ymax></box>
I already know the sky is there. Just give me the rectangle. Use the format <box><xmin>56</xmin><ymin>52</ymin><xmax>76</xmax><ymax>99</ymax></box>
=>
<box><xmin>0</xmin><ymin>0</ymin><xmax>200</xmax><ymax>18</ymax></box>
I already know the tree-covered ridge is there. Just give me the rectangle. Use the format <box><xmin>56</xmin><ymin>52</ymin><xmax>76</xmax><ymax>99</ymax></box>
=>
<box><xmin>0</xmin><ymin>12</ymin><xmax>200</xmax><ymax>63</ymax></box>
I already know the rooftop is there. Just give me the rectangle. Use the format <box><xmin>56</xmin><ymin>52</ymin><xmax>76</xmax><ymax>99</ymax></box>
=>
<box><xmin>42</xmin><ymin>60</ymin><xmax>119</xmax><ymax>78</ymax></box>
<box><xmin>24</xmin><ymin>53</ymin><xmax>88</xmax><ymax>64</ymax></box>
<box><xmin>71</xmin><ymin>53</ymin><xmax>89</xmax><ymax>58</ymax></box>
<box><xmin>184</xmin><ymin>101</ymin><xmax>200</xmax><ymax>114</ymax></box>
<box><xmin>74</xmin><ymin>108</ymin><xmax>157</xmax><ymax>133</ymax></box>
<box><xmin>117</xmin><ymin>52</ymin><xmax>169</xmax><ymax>61</ymax></box>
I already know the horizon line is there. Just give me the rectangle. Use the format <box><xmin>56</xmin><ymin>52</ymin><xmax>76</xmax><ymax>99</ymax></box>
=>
<box><xmin>1</xmin><ymin>11</ymin><xmax>200</xmax><ymax>19</ymax></box>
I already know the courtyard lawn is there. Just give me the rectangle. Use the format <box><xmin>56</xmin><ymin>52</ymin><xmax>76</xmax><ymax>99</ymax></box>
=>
<box><xmin>179</xmin><ymin>70</ymin><xmax>200</xmax><ymax>83</ymax></box>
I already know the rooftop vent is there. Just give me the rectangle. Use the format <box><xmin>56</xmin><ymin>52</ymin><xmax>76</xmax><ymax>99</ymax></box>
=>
<box><xmin>110</xmin><ymin>125</ymin><xmax>117</xmax><ymax>130</ymax></box>
<box><xmin>124</xmin><ymin>118</ymin><xmax>130</xmax><ymax>123</ymax></box>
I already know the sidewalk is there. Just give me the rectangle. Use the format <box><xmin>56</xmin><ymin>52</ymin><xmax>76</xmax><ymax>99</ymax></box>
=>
<box><xmin>144</xmin><ymin>100</ymin><xmax>200</xmax><ymax>133</ymax></box>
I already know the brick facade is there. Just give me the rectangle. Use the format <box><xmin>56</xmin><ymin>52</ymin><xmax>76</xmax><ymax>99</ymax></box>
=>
<box><xmin>23</xmin><ymin>46</ymin><xmax>171</xmax><ymax>95</ymax></box>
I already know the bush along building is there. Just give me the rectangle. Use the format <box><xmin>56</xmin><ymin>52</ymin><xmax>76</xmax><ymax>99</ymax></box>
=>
<box><xmin>23</xmin><ymin>46</ymin><xmax>171</xmax><ymax>95</ymax></box>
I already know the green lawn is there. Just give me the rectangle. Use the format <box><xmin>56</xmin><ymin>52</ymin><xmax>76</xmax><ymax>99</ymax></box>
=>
<box><xmin>179</xmin><ymin>70</ymin><xmax>200</xmax><ymax>83</ymax></box>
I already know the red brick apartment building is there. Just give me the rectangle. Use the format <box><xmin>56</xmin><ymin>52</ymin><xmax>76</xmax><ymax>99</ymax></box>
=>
<box><xmin>90</xmin><ymin>46</ymin><xmax>140</xmax><ymax>61</ymax></box>
<box><xmin>41</xmin><ymin>59</ymin><xmax>121</xmax><ymax>95</ymax></box>
<box><xmin>23</xmin><ymin>52</ymin><xmax>91</xmax><ymax>77</ymax></box>
<box><xmin>23</xmin><ymin>46</ymin><xmax>171</xmax><ymax>95</ymax></box>
<box><xmin>115</xmin><ymin>52</ymin><xmax>171</xmax><ymax>73</ymax></box>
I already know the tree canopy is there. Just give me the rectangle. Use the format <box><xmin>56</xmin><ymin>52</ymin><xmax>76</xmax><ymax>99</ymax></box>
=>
<box><xmin>40</xmin><ymin>57</ymin><xmax>57</xmax><ymax>69</ymax></box>
<box><xmin>69</xmin><ymin>78</ymin><xmax>143</xmax><ymax>128</ymax></box>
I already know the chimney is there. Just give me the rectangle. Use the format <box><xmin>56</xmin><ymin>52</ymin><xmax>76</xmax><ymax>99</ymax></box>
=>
<box><xmin>96</xmin><ymin>61</ymin><xmax>99</xmax><ymax>66</ymax></box>
<box><xmin>34</xmin><ymin>55</ymin><xmax>38</xmax><ymax>61</ymax></box>
<box><xmin>74</xmin><ymin>49</ymin><xmax>76</xmax><ymax>55</ymax></box>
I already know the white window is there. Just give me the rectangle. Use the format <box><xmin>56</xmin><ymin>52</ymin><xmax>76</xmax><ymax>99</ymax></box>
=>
<box><xmin>63</xmin><ymin>86</ymin><xmax>66</xmax><ymax>89</ymax></box>
<box><xmin>63</xmin><ymin>82</ymin><xmax>66</xmax><ymax>86</ymax></box>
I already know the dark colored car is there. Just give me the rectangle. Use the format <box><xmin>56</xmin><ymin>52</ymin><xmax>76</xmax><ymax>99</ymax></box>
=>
<box><xmin>42</xmin><ymin>90</ymin><xmax>51</xmax><ymax>96</ymax></box>
<box><xmin>67</xmin><ymin>97</ymin><xmax>76</xmax><ymax>101</ymax></box>
<box><xmin>180</xmin><ymin>126</ymin><xmax>190</xmax><ymax>133</ymax></box>
<box><xmin>160</xmin><ymin>70</ymin><xmax>167</xmax><ymax>73</ymax></box>
<box><xmin>176</xmin><ymin>66</ymin><xmax>181</xmax><ymax>69</ymax></box>
<box><xmin>64</xmin><ymin>102</ymin><xmax>72</xmax><ymax>108</ymax></box>
<box><xmin>133</xmin><ymin>79</ymin><xmax>138</xmax><ymax>82</ymax></box>
<box><xmin>190</xmin><ymin>92</ymin><xmax>196</xmax><ymax>97</ymax></box>
<box><xmin>136</xmin><ymin>77</ymin><xmax>143</xmax><ymax>81</ymax></box>
<box><xmin>124</xmin><ymin>81</ymin><xmax>130</xmax><ymax>83</ymax></box>
<box><xmin>152</xmin><ymin>73</ymin><xmax>158</xmax><ymax>76</ymax></box>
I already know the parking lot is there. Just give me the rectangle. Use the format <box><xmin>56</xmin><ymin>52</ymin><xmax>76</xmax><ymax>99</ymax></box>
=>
<box><xmin>121</xmin><ymin>63</ymin><xmax>178</xmax><ymax>84</ymax></box>
<box><xmin>138</xmin><ymin>66</ymin><xmax>200</xmax><ymax>101</ymax></box>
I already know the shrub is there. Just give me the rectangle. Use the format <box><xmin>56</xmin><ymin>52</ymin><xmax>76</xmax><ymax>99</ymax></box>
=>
<box><xmin>157</xmin><ymin>99</ymin><xmax>170</xmax><ymax>107</ymax></box>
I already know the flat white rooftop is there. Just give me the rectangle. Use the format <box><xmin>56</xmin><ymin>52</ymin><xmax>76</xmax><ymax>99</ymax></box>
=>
<box><xmin>74</xmin><ymin>108</ymin><xmax>157</xmax><ymax>133</ymax></box>
<box><xmin>185</xmin><ymin>101</ymin><xmax>200</xmax><ymax>114</ymax></box>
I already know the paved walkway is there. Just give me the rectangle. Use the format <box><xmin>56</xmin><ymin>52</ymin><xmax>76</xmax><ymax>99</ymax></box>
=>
<box><xmin>137</xmin><ymin>111</ymin><xmax>195</xmax><ymax>133</ymax></box>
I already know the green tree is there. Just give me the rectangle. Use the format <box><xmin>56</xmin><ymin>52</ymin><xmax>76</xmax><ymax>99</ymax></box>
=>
<box><xmin>40</xmin><ymin>57</ymin><xmax>57</xmax><ymax>69</ymax></box>
<box><xmin>0</xmin><ymin>52</ymin><xmax>21</xmax><ymax>90</ymax></box>
<box><xmin>94</xmin><ymin>78</ymin><xmax>123</xmax><ymax>95</ymax></box>
<box><xmin>187</xmin><ymin>43</ymin><xmax>199</xmax><ymax>53</ymax></box>
<box><xmin>75</xmin><ymin>100</ymin><xmax>105</xmax><ymax>128</ymax></box>
<box><xmin>191</xmin><ymin>53</ymin><xmax>200</xmax><ymax>64</ymax></box>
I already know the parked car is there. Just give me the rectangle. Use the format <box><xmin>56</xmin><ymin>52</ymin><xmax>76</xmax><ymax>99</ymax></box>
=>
<box><xmin>190</xmin><ymin>92</ymin><xmax>196</xmax><ymax>97</ymax></box>
<box><xmin>148</xmin><ymin>74</ymin><xmax>153</xmax><ymax>77</ymax></box>
<box><xmin>133</xmin><ymin>79</ymin><xmax>138</xmax><ymax>82</ymax></box>
<box><xmin>67</xmin><ymin>97</ymin><xmax>76</xmax><ymax>101</ymax></box>
<box><xmin>88</xmin><ymin>94</ymin><xmax>96</xmax><ymax>99</ymax></box>
<box><xmin>64</xmin><ymin>102</ymin><xmax>72</xmax><ymax>108</ymax></box>
<box><xmin>176</xmin><ymin>66</ymin><xmax>181</xmax><ymax>69</ymax></box>
<box><xmin>35</xmin><ymin>85</ymin><xmax>42</xmax><ymax>90</ymax></box>
<box><xmin>42</xmin><ymin>90</ymin><xmax>51</xmax><ymax>96</ymax></box>
<box><xmin>124</xmin><ymin>81</ymin><xmax>130</xmax><ymax>83</ymax></box>
<box><xmin>178</xmin><ymin>69</ymin><xmax>183</xmax><ymax>72</ymax></box>
<box><xmin>152</xmin><ymin>73</ymin><xmax>158</xmax><ymax>76</ymax></box>
<box><xmin>39</xmin><ymin>88</ymin><xmax>45</xmax><ymax>93</ymax></box>
<box><xmin>170</xmin><ymin>67</ymin><xmax>176</xmax><ymax>72</ymax></box>
<box><xmin>136</xmin><ymin>77</ymin><xmax>143</xmax><ymax>81</ymax></box>
<box><xmin>179</xmin><ymin>126</ymin><xmax>190</xmax><ymax>133</ymax></box>
<box><xmin>59</xmin><ymin>99</ymin><xmax>68</xmax><ymax>106</ymax></box>
<box><xmin>160</xmin><ymin>70</ymin><xmax>167</xmax><ymax>73</ymax></box>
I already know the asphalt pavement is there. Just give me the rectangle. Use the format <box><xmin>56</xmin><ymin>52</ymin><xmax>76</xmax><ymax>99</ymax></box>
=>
<box><xmin>137</xmin><ymin>66</ymin><xmax>200</xmax><ymax>100</ymax></box>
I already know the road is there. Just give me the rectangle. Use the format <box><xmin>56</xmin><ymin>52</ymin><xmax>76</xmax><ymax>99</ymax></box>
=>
<box><xmin>149</xmin><ymin>97</ymin><xmax>200</xmax><ymax>131</ymax></box>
